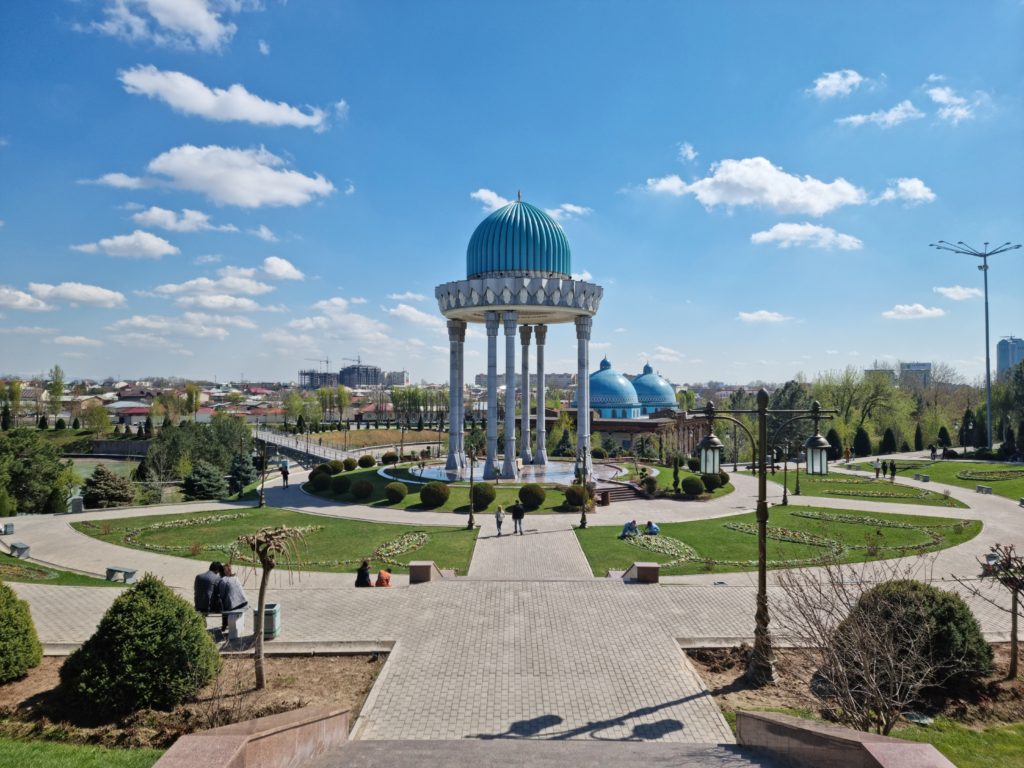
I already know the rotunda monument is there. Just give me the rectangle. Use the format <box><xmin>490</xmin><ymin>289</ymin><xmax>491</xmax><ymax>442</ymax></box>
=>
<box><xmin>435</xmin><ymin>196</ymin><xmax>603</xmax><ymax>481</ymax></box>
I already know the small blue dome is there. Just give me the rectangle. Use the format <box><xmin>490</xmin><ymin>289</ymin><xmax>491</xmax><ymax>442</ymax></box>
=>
<box><xmin>574</xmin><ymin>357</ymin><xmax>642</xmax><ymax>418</ymax></box>
<box><xmin>466</xmin><ymin>200</ymin><xmax>571</xmax><ymax>278</ymax></box>
<box><xmin>633</xmin><ymin>363</ymin><xmax>678</xmax><ymax>413</ymax></box>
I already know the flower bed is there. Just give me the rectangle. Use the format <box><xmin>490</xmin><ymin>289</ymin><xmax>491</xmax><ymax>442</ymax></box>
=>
<box><xmin>955</xmin><ymin>469</ymin><xmax>1024</xmax><ymax>482</ymax></box>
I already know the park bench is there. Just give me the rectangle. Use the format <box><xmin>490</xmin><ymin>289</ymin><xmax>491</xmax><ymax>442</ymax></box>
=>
<box><xmin>920</xmin><ymin>475</ymin><xmax>930</xmax><ymax>482</ymax></box>
<box><xmin>1019</xmin><ymin>497</ymin><xmax>1024</xmax><ymax>508</ymax></box>
<box><xmin>105</xmin><ymin>566</ymin><xmax>137</xmax><ymax>583</ymax></box>
<box><xmin>976</xmin><ymin>485</ymin><xmax>993</xmax><ymax>495</ymax></box>
<box><xmin>222</xmin><ymin>608</ymin><xmax>247</xmax><ymax>640</ymax></box>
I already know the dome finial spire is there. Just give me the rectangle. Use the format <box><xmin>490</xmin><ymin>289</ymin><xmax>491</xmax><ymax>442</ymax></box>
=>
<box><xmin>517</xmin><ymin>189</ymin><xmax>522</xmax><ymax>202</ymax></box>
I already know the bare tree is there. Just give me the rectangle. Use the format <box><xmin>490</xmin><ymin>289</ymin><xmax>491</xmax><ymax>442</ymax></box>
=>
<box><xmin>237</xmin><ymin>526</ymin><xmax>304</xmax><ymax>690</ymax></box>
<box><xmin>954</xmin><ymin>543</ymin><xmax>1022</xmax><ymax>679</ymax></box>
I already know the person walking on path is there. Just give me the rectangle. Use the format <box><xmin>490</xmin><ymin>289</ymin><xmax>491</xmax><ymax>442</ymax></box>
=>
<box><xmin>881</xmin><ymin>460</ymin><xmax>889</xmax><ymax>478</ymax></box>
<box><xmin>511</xmin><ymin>503</ymin><xmax>525</xmax><ymax>535</ymax></box>
<box><xmin>194</xmin><ymin>562</ymin><xmax>223</xmax><ymax>624</ymax></box>
<box><xmin>873</xmin><ymin>457</ymin><xmax>881</xmax><ymax>479</ymax></box>
<box><xmin>355</xmin><ymin>560</ymin><xmax>372</xmax><ymax>587</ymax></box>
<box><xmin>495</xmin><ymin>505</ymin><xmax>505</xmax><ymax>536</ymax></box>
<box><xmin>844</xmin><ymin>447</ymin><xmax>851</xmax><ymax>464</ymax></box>
<box><xmin>890</xmin><ymin>461</ymin><xmax>897</xmax><ymax>481</ymax></box>
<box><xmin>280</xmin><ymin>463</ymin><xmax>289</xmax><ymax>488</ymax></box>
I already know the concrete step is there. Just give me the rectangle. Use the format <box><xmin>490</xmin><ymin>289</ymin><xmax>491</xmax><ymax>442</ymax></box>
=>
<box><xmin>304</xmin><ymin>740</ymin><xmax>785</xmax><ymax>767</ymax></box>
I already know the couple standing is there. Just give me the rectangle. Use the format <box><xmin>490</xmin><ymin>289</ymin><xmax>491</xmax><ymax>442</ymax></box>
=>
<box><xmin>494</xmin><ymin>503</ymin><xmax>525</xmax><ymax>536</ymax></box>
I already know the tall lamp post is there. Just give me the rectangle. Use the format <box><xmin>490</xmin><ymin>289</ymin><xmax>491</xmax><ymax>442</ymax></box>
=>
<box><xmin>930</xmin><ymin>240</ymin><xmax>1021</xmax><ymax>450</ymax></box>
<box><xmin>697</xmin><ymin>390</ymin><xmax>835</xmax><ymax>684</ymax></box>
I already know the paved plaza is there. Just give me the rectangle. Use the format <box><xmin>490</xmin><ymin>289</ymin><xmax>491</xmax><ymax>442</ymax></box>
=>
<box><xmin>5</xmin><ymin>454</ymin><xmax>1018</xmax><ymax>745</ymax></box>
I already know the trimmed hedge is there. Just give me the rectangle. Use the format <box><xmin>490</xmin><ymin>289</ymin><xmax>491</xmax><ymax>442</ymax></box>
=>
<box><xmin>641</xmin><ymin>475</ymin><xmax>658</xmax><ymax>494</ymax></box>
<box><xmin>357</xmin><ymin>454</ymin><xmax>376</xmax><ymax>468</ymax></box>
<box><xmin>518</xmin><ymin>483</ymin><xmax>546</xmax><ymax>510</ymax></box>
<box><xmin>718</xmin><ymin>470</ymin><xmax>730</xmax><ymax>488</ymax></box>
<box><xmin>381</xmin><ymin>451</ymin><xmax>399</xmax><ymax>465</ymax></box>
<box><xmin>564</xmin><ymin>484</ymin><xmax>588</xmax><ymax>509</ymax></box>
<box><xmin>312</xmin><ymin>463</ymin><xmax>333</xmax><ymax>479</ymax></box>
<box><xmin>701</xmin><ymin>473</ymin><xmax>722</xmax><ymax>492</ymax></box>
<box><xmin>351</xmin><ymin>480</ymin><xmax>374</xmax><ymax>500</ymax></box>
<box><xmin>681</xmin><ymin>475</ymin><xmax>705</xmax><ymax>496</ymax></box>
<box><xmin>686</xmin><ymin>457</ymin><xmax>701</xmax><ymax>472</ymax></box>
<box><xmin>0</xmin><ymin>581</ymin><xmax>43</xmax><ymax>683</ymax></box>
<box><xmin>471</xmin><ymin>482</ymin><xmax>496</xmax><ymax>510</ymax></box>
<box><xmin>59</xmin><ymin>574</ymin><xmax>219</xmax><ymax>716</ymax></box>
<box><xmin>591</xmin><ymin>447</ymin><xmax>608</xmax><ymax>459</ymax></box>
<box><xmin>420</xmin><ymin>481</ymin><xmax>450</xmax><ymax>508</ymax></box>
<box><xmin>331</xmin><ymin>474</ymin><xmax>351</xmax><ymax>495</ymax></box>
<box><xmin>342</xmin><ymin>457</ymin><xmax>358</xmax><ymax>472</ymax></box>
<box><xmin>310</xmin><ymin>472</ymin><xmax>332</xmax><ymax>492</ymax></box>
<box><xmin>327</xmin><ymin>459</ymin><xmax>345</xmax><ymax>474</ymax></box>
<box><xmin>384</xmin><ymin>481</ymin><xmax>408</xmax><ymax>503</ymax></box>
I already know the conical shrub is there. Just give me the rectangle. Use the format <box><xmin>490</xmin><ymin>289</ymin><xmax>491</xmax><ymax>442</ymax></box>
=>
<box><xmin>0</xmin><ymin>581</ymin><xmax>43</xmax><ymax>683</ymax></box>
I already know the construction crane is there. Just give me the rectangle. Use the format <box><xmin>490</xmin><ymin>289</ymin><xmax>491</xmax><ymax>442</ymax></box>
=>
<box><xmin>341</xmin><ymin>356</ymin><xmax>362</xmax><ymax>366</ymax></box>
<box><xmin>304</xmin><ymin>357</ymin><xmax>331</xmax><ymax>373</ymax></box>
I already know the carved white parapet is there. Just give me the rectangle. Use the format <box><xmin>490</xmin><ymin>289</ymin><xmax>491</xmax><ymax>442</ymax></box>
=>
<box><xmin>436</xmin><ymin>276</ymin><xmax>602</xmax><ymax>323</ymax></box>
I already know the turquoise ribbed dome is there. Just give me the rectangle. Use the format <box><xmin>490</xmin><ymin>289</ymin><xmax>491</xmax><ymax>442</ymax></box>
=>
<box><xmin>633</xmin><ymin>363</ymin><xmax>678</xmax><ymax>412</ymax></box>
<box><xmin>466</xmin><ymin>200</ymin><xmax>571</xmax><ymax>278</ymax></box>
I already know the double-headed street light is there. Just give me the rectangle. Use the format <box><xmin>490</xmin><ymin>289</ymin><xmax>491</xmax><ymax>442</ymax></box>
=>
<box><xmin>697</xmin><ymin>389</ymin><xmax>835</xmax><ymax>685</ymax></box>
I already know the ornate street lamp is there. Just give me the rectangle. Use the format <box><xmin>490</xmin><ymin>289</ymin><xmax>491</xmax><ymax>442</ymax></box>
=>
<box><xmin>700</xmin><ymin>391</ymin><xmax>835</xmax><ymax>685</ymax></box>
<box><xmin>697</xmin><ymin>430</ymin><xmax>723</xmax><ymax>474</ymax></box>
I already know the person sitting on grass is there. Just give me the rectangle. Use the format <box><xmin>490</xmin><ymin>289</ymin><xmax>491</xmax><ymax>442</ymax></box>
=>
<box><xmin>619</xmin><ymin>520</ymin><xmax>638</xmax><ymax>539</ymax></box>
<box><xmin>644</xmin><ymin>521</ymin><xmax>660</xmax><ymax>536</ymax></box>
<box><xmin>375</xmin><ymin>567</ymin><xmax>392</xmax><ymax>587</ymax></box>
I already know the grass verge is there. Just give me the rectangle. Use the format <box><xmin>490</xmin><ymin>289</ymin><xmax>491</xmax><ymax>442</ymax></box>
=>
<box><xmin>851</xmin><ymin>460</ymin><xmax>1024</xmax><ymax>502</ymax></box>
<box><xmin>0</xmin><ymin>553</ymin><xmax>122</xmax><ymax>587</ymax></box>
<box><xmin>0</xmin><ymin>737</ymin><xmax>163</xmax><ymax>768</ymax></box>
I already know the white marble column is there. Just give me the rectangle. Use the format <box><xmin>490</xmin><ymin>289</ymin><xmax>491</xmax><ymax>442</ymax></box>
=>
<box><xmin>574</xmin><ymin>316</ymin><xmax>593</xmax><ymax>481</ymax></box>
<box><xmin>483</xmin><ymin>311</ymin><xmax>499</xmax><ymax>480</ymax></box>
<box><xmin>445</xmin><ymin>320</ymin><xmax>463</xmax><ymax>471</ymax></box>
<box><xmin>502</xmin><ymin>310</ymin><xmax>519</xmax><ymax>479</ymax></box>
<box><xmin>454</xmin><ymin>321</ymin><xmax>467</xmax><ymax>468</ymax></box>
<box><xmin>533</xmin><ymin>324</ymin><xmax>548</xmax><ymax>465</ymax></box>
<box><xmin>519</xmin><ymin>324</ymin><xmax>532</xmax><ymax>464</ymax></box>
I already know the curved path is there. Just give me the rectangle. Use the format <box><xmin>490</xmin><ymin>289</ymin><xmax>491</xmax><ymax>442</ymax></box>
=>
<box><xmin>5</xmin><ymin>452</ymin><xmax>1019</xmax><ymax>745</ymax></box>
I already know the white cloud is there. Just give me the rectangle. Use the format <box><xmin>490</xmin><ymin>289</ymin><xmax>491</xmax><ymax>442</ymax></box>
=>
<box><xmin>250</xmin><ymin>224</ymin><xmax>277</xmax><ymax>241</ymax></box>
<box><xmin>737</xmin><ymin>310</ymin><xmax>793</xmax><ymax>323</ymax></box>
<box><xmin>570</xmin><ymin>270</ymin><xmax>593</xmax><ymax>281</ymax></box>
<box><xmin>181</xmin><ymin>311</ymin><xmax>255</xmax><ymax>329</ymax></box>
<box><xmin>86</xmin><ymin>0</ymin><xmax>239</xmax><ymax>52</ymax></box>
<box><xmin>120</xmin><ymin>65</ymin><xmax>329</xmax><ymax>130</ymax></box>
<box><xmin>344</xmin><ymin>181</ymin><xmax>356</xmax><ymax>195</ymax></box>
<box><xmin>174</xmin><ymin>294</ymin><xmax>261</xmax><ymax>311</ymax></box>
<box><xmin>334</xmin><ymin>100</ymin><xmax>349</xmax><ymax>120</ymax></box>
<box><xmin>140</xmin><ymin>144</ymin><xmax>333</xmax><ymax>208</ymax></box>
<box><xmin>545</xmin><ymin>203</ymin><xmax>591</xmax><ymax>221</ymax></box>
<box><xmin>647</xmin><ymin>157</ymin><xmax>866</xmax><ymax>216</ymax></box>
<box><xmin>927</xmin><ymin>74</ymin><xmax>945</xmax><ymax>83</ymax></box>
<box><xmin>614</xmin><ymin>327</ymin><xmax>627</xmax><ymax>333</ymax></box>
<box><xmin>263</xmin><ymin>328</ymin><xmax>317</xmax><ymax>352</ymax></box>
<box><xmin>826</xmin><ymin>349</ymin><xmax>840</xmax><ymax>355</ymax></box>
<box><xmin>155</xmin><ymin>267</ymin><xmax>273</xmax><ymax>296</ymax></box>
<box><xmin>289</xmin><ymin>297</ymin><xmax>390</xmax><ymax>344</ymax></box>
<box><xmin>750</xmin><ymin>222</ymin><xmax>862</xmax><ymax>250</ymax></box>
<box><xmin>28</xmin><ymin>282</ymin><xmax>126</xmax><ymax>308</ymax></box>
<box><xmin>678</xmin><ymin>142</ymin><xmax>697</xmax><ymax>162</ymax></box>
<box><xmin>0</xmin><ymin>326</ymin><xmax>57</xmax><ymax>335</ymax></box>
<box><xmin>652</xmin><ymin>345</ymin><xmax>683</xmax><ymax>362</ymax></box>
<box><xmin>877</xmin><ymin>177</ymin><xmax>935</xmax><ymax>205</ymax></box>
<box><xmin>934</xmin><ymin>285</ymin><xmax>982</xmax><ymax>301</ymax></box>
<box><xmin>194</xmin><ymin>254</ymin><xmax>222</xmax><ymax>264</ymax></box>
<box><xmin>927</xmin><ymin>85</ymin><xmax>978</xmax><ymax>124</ymax></box>
<box><xmin>836</xmin><ymin>100</ymin><xmax>924</xmax><ymax>128</ymax></box>
<box><xmin>71</xmin><ymin>229</ymin><xmax>179</xmax><ymax>259</ymax></box>
<box><xmin>262</xmin><ymin>256</ymin><xmax>303</xmax><ymax>280</ymax></box>
<box><xmin>87</xmin><ymin>172</ymin><xmax>150</xmax><ymax>189</ymax></box>
<box><xmin>590</xmin><ymin>342</ymin><xmax>612</xmax><ymax>350</ymax></box>
<box><xmin>258</xmin><ymin>39</ymin><xmax>269</xmax><ymax>55</ymax></box>
<box><xmin>0</xmin><ymin>287</ymin><xmax>52</xmax><ymax>311</ymax></box>
<box><xmin>108</xmin><ymin>314</ymin><xmax>229</xmax><ymax>339</ymax></box>
<box><xmin>387</xmin><ymin>303</ymin><xmax>444</xmax><ymax>328</ymax></box>
<box><xmin>387</xmin><ymin>292</ymin><xmax>426</xmax><ymax>301</ymax></box>
<box><xmin>54</xmin><ymin>335</ymin><xmax>102</xmax><ymax>347</ymax></box>
<box><xmin>132</xmin><ymin>205</ymin><xmax>236</xmax><ymax>232</ymax></box>
<box><xmin>808</xmin><ymin>69</ymin><xmax>864</xmax><ymax>99</ymax></box>
<box><xmin>349</xmin><ymin>297</ymin><xmax>367</xmax><ymax>304</ymax></box>
<box><xmin>881</xmin><ymin>303</ymin><xmax>946</xmax><ymax>320</ymax></box>
<box><xmin>470</xmin><ymin>188</ymin><xmax>510</xmax><ymax>212</ymax></box>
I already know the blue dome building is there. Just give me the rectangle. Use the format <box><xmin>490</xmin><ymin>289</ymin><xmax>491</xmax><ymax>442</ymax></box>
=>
<box><xmin>466</xmin><ymin>200</ymin><xmax>571</xmax><ymax>278</ymax></box>
<box><xmin>632</xmin><ymin>363</ymin><xmax>678</xmax><ymax>415</ymax></box>
<box><xmin>575</xmin><ymin>358</ymin><xmax>642</xmax><ymax>419</ymax></box>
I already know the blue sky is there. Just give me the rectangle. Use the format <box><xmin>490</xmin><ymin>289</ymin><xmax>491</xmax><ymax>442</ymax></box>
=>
<box><xmin>1</xmin><ymin>1</ymin><xmax>1021</xmax><ymax>386</ymax></box>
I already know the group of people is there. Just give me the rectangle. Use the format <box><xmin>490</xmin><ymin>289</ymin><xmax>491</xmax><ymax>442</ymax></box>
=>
<box><xmin>872</xmin><ymin>457</ymin><xmax>898</xmax><ymax>481</ymax></box>
<box><xmin>494</xmin><ymin>503</ymin><xmax>526</xmax><ymax>536</ymax></box>
<box><xmin>355</xmin><ymin>560</ymin><xmax>392</xmax><ymax>587</ymax></box>
<box><xmin>619</xmin><ymin>519</ymin><xmax>659</xmax><ymax>538</ymax></box>
<box><xmin>193</xmin><ymin>561</ymin><xmax>249</xmax><ymax>633</ymax></box>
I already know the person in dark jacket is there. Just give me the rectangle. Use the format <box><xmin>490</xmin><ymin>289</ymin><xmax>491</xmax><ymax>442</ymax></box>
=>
<box><xmin>511</xmin><ymin>503</ymin><xmax>526</xmax><ymax>535</ymax></box>
<box><xmin>194</xmin><ymin>562</ymin><xmax>223</xmax><ymax>614</ymax></box>
<box><xmin>355</xmin><ymin>560</ymin><xmax>372</xmax><ymax>587</ymax></box>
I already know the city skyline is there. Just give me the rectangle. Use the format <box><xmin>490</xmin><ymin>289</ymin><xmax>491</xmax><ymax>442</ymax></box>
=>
<box><xmin>1</xmin><ymin>2</ymin><xmax>1022</xmax><ymax>385</ymax></box>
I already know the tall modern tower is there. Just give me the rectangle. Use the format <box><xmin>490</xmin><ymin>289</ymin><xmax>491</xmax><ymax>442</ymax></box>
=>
<box><xmin>997</xmin><ymin>336</ymin><xmax>1024</xmax><ymax>380</ymax></box>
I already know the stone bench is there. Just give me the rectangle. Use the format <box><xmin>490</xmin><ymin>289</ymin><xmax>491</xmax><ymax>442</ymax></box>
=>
<box><xmin>976</xmin><ymin>485</ymin><xmax>993</xmax><ymax>494</ymax></box>
<box><xmin>623</xmin><ymin>562</ymin><xmax>660</xmax><ymax>584</ymax></box>
<box><xmin>10</xmin><ymin>542</ymin><xmax>30</xmax><ymax>559</ymax></box>
<box><xmin>223</xmin><ymin>608</ymin><xmax>247</xmax><ymax>640</ymax></box>
<box><xmin>105</xmin><ymin>566</ymin><xmax>138</xmax><ymax>583</ymax></box>
<box><xmin>920</xmin><ymin>474</ymin><xmax>930</xmax><ymax>482</ymax></box>
<box><xmin>1019</xmin><ymin>497</ymin><xmax>1024</xmax><ymax>508</ymax></box>
<box><xmin>408</xmin><ymin>561</ymin><xmax>454</xmax><ymax>584</ymax></box>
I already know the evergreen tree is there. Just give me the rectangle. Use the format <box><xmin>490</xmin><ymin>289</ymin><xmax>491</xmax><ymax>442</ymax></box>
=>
<box><xmin>37</xmin><ymin>415</ymin><xmax>48</xmax><ymax>430</ymax></box>
<box><xmin>228</xmin><ymin>453</ymin><xmax>258</xmax><ymax>494</ymax></box>
<box><xmin>824</xmin><ymin>427</ymin><xmax>843</xmax><ymax>461</ymax></box>
<box><xmin>183</xmin><ymin>460</ymin><xmax>229</xmax><ymax>500</ymax></box>
<box><xmin>144</xmin><ymin>416</ymin><xmax>154</xmax><ymax>439</ymax></box>
<box><xmin>554</xmin><ymin>428</ymin><xmax>574</xmax><ymax>457</ymax></box>
<box><xmin>937</xmin><ymin>426</ymin><xmax>951</xmax><ymax>447</ymax></box>
<box><xmin>853</xmin><ymin>426</ymin><xmax>872</xmax><ymax>457</ymax></box>
<box><xmin>959</xmin><ymin>408</ymin><xmax>976</xmax><ymax>446</ymax></box>
<box><xmin>136</xmin><ymin>423</ymin><xmax>145</xmax><ymax>438</ymax></box>
<box><xmin>71</xmin><ymin>417</ymin><xmax>80</xmax><ymax>430</ymax></box>
<box><xmin>879</xmin><ymin>427</ymin><xmax>897</xmax><ymax>454</ymax></box>
<box><xmin>0</xmin><ymin>404</ymin><xmax>10</xmax><ymax>431</ymax></box>
<box><xmin>973</xmin><ymin>412</ymin><xmax>988</xmax><ymax>448</ymax></box>
<box><xmin>83</xmin><ymin>465</ymin><xmax>135</xmax><ymax>509</ymax></box>
<box><xmin>55</xmin><ymin>418</ymin><xmax>66</xmax><ymax>431</ymax></box>
<box><xmin>296</xmin><ymin>414</ymin><xmax>306</xmax><ymax>434</ymax></box>
<box><xmin>914</xmin><ymin>423</ymin><xmax>924</xmax><ymax>451</ymax></box>
<box><xmin>998</xmin><ymin>426</ymin><xmax>1016</xmax><ymax>459</ymax></box>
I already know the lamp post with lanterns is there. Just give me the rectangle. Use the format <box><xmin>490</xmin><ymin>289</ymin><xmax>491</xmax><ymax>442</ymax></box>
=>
<box><xmin>697</xmin><ymin>389</ymin><xmax>835</xmax><ymax>685</ymax></box>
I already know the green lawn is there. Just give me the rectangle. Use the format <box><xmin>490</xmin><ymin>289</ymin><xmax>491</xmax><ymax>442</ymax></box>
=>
<box><xmin>72</xmin><ymin>458</ymin><xmax>139</xmax><ymax>479</ymax></box>
<box><xmin>622</xmin><ymin>463</ymin><xmax>736</xmax><ymax>500</ymax></box>
<box><xmin>853</xmin><ymin>460</ymin><xmax>1024</xmax><ymax>502</ymax></box>
<box><xmin>575</xmin><ymin>505</ymin><xmax>980</xmax><ymax>576</ymax></box>
<box><xmin>0</xmin><ymin>553</ymin><xmax>123</xmax><ymax>587</ymax></box>
<box><xmin>0</xmin><ymin>737</ymin><xmax>163</xmax><ymax>768</ymax></box>
<box><xmin>891</xmin><ymin>717</ymin><xmax>1024</xmax><ymax>768</ymax></box>
<box><xmin>764</xmin><ymin>471</ymin><xmax>967</xmax><ymax>509</ymax></box>
<box><xmin>72</xmin><ymin>507</ymin><xmax>479</xmax><ymax>574</ymax></box>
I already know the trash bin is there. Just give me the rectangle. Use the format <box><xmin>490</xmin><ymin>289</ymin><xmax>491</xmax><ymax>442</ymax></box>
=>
<box><xmin>11</xmin><ymin>542</ymin><xmax>30</xmax><ymax>559</ymax></box>
<box><xmin>256</xmin><ymin>602</ymin><xmax>281</xmax><ymax>640</ymax></box>
<box><xmin>70</xmin><ymin>496</ymin><xmax>84</xmax><ymax>514</ymax></box>
<box><xmin>2</xmin><ymin>523</ymin><xmax>13</xmax><ymax>536</ymax></box>
<box><xmin>600</xmin><ymin>490</ymin><xmax>610</xmax><ymax>506</ymax></box>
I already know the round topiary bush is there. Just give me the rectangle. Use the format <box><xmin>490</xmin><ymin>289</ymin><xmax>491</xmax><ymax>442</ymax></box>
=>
<box><xmin>718</xmin><ymin>470</ymin><xmax>730</xmax><ymax>488</ymax></box>
<box><xmin>384</xmin><ymin>481</ymin><xmax>408</xmax><ymax>503</ymax></box>
<box><xmin>328</xmin><ymin>459</ymin><xmax>345</xmax><ymax>474</ymax></box>
<box><xmin>351</xmin><ymin>479</ymin><xmax>375</xmax><ymax>500</ymax></box>
<box><xmin>564</xmin><ymin>484</ymin><xmax>588</xmax><ymax>509</ymax></box>
<box><xmin>381</xmin><ymin>451</ymin><xmax>399</xmax><ymax>465</ymax></box>
<box><xmin>331</xmin><ymin>474</ymin><xmax>351</xmax><ymax>495</ymax></box>
<box><xmin>59</xmin><ymin>574</ymin><xmax>219</xmax><ymax>716</ymax></box>
<box><xmin>641</xmin><ymin>475</ymin><xmax>658</xmax><ymax>495</ymax></box>
<box><xmin>358</xmin><ymin>454</ymin><xmax>376</xmax><ymax>468</ymax></box>
<box><xmin>312</xmin><ymin>463</ymin><xmax>333</xmax><ymax>479</ymax></box>
<box><xmin>518</xmin><ymin>483</ymin><xmax>546</xmax><ymax>510</ymax></box>
<box><xmin>311</xmin><ymin>472</ymin><xmax>331</xmax><ymax>492</ymax></box>
<box><xmin>0</xmin><ymin>582</ymin><xmax>43</xmax><ymax>684</ymax></box>
<box><xmin>701</xmin><ymin>473</ymin><xmax>722</xmax><ymax>492</ymax></box>
<box><xmin>591</xmin><ymin>446</ymin><xmax>608</xmax><ymax>459</ymax></box>
<box><xmin>686</xmin><ymin>457</ymin><xmax>701</xmax><ymax>472</ymax></box>
<box><xmin>342</xmin><ymin>457</ymin><xmax>358</xmax><ymax>472</ymax></box>
<box><xmin>420</xmin><ymin>481</ymin><xmax>450</xmax><ymax>508</ymax></box>
<box><xmin>831</xmin><ymin>580</ymin><xmax>992</xmax><ymax>695</ymax></box>
<box><xmin>681</xmin><ymin>475</ymin><xmax>705</xmax><ymax>496</ymax></box>
<box><xmin>471</xmin><ymin>482</ymin><xmax>496</xmax><ymax>510</ymax></box>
